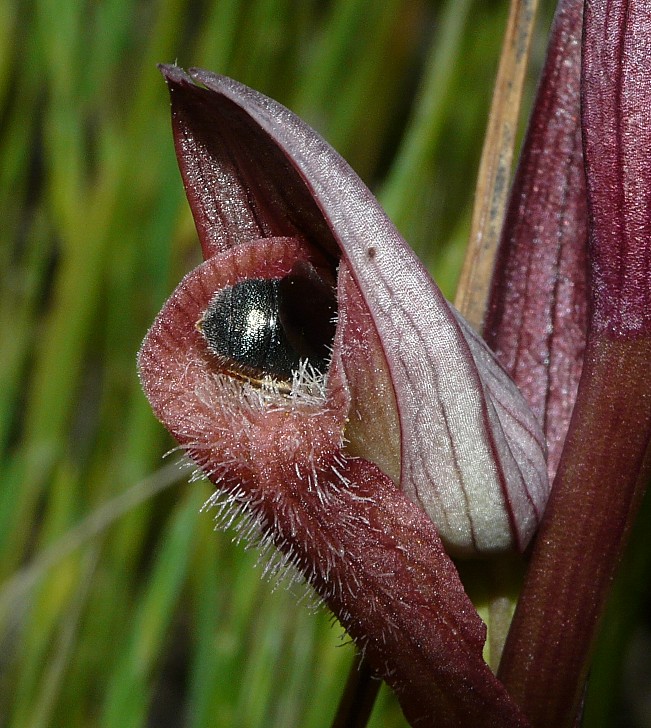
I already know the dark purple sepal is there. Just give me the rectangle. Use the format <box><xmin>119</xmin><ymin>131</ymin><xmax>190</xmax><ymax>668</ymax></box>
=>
<box><xmin>582</xmin><ymin>0</ymin><xmax>651</xmax><ymax>337</ymax></box>
<box><xmin>484</xmin><ymin>0</ymin><xmax>588</xmax><ymax>481</ymax></box>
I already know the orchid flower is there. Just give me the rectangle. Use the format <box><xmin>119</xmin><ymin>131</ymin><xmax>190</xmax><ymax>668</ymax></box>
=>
<box><xmin>139</xmin><ymin>65</ymin><xmax>549</xmax><ymax>557</ymax></box>
<box><xmin>138</xmin><ymin>63</ymin><xmax>545</xmax><ymax>726</ymax></box>
<box><xmin>138</xmin><ymin>0</ymin><xmax>651</xmax><ymax>725</ymax></box>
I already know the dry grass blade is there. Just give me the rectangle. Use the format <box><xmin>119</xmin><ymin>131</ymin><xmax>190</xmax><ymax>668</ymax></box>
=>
<box><xmin>454</xmin><ymin>0</ymin><xmax>539</xmax><ymax>330</ymax></box>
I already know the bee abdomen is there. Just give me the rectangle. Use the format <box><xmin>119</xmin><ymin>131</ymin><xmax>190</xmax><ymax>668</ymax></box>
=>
<box><xmin>199</xmin><ymin>275</ymin><xmax>334</xmax><ymax>383</ymax></box>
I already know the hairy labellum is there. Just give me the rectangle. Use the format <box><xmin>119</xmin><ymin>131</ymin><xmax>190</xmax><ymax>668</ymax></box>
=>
<box><xmin>138</xmin><ymin>236</ymin><xmax>529</xmax><ymax>726</ymax></box>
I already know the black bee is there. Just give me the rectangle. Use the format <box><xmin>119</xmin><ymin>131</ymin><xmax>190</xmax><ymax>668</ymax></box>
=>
<box><xmin>198</xmin><ymin>267</ymin><xmax>336</xmax><ymax>383</ymax></box>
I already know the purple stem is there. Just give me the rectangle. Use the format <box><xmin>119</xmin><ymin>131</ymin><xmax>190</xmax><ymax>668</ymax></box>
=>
<box><xmin>498</xmin><ymin>337</ymin><xmax>651</xmax><ymax>726</ymax></box>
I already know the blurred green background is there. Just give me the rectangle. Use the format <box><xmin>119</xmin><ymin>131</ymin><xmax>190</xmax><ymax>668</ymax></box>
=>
<box><xmin>1</xmin><ymin>0</ymin><xmax>649</xmax><ymax>726</ymax></box>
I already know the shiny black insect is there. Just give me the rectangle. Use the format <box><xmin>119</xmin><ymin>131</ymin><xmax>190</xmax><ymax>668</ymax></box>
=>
<box><xmin>199</xmin><ymin>270</ymin><xmax>336</xmax><ymax>383</ymax></box>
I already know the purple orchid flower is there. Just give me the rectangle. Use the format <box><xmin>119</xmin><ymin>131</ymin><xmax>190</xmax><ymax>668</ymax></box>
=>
<box><xmin>140</xmin><ymin>65</ymin><xmax>549</xmax><ymax>558</ymax></box>
<box><xmin>137</xmin><ymin>0</ymin><xmax>651</xmax><ymax>724</ymax></box>
<box><xmin>137</xmin><ymin>66</ymin><xmax>546</xmax><ymax>725</ymax></box>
